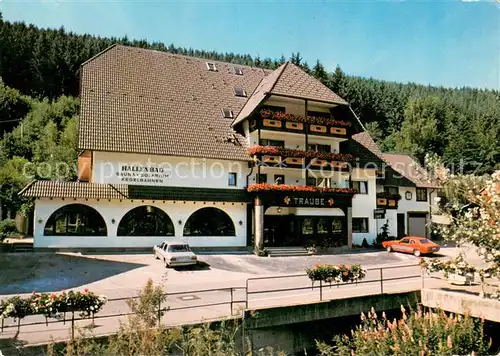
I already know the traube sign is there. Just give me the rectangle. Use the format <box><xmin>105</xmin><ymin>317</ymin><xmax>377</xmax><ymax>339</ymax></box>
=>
<box><xmin>283</xmin><ymin>196</ymin><xmax>335</xmax><ymax>208</ymax></box>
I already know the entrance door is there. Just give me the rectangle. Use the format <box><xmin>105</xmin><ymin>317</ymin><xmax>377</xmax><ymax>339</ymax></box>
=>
<box><xmin>264</xmin><ymin>215</ymin><xmax>295</xmax><ymax>246</ymax></box>
<box><xmin>408</xmin><ymin>213</ymin><xmax>427</xmax><ymax>237</ymax></box>
<box><xmin>397</xmin><ymin>213</ymin><xmax>405</xmax><ymax>238</ymax></box>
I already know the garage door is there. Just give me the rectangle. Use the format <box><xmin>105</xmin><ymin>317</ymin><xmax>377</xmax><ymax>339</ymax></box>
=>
<box><xmin>408</xmin><ymin>213</ymin><xmax>427</xmax><ymax>237</ymax></box>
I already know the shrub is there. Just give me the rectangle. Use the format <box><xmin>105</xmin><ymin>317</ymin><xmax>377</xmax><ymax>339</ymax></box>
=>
<box><xmin>361</xmin><ymin>238</ymin><xmax>369</xmax><ymax>248</ymax></box>
<box><xmin>0</xmin><ymin>219</ymin><xmax>18</xmax><ymax>241</ymax></box>
<box><xmin>317</xmin><ymin>306</ymin><xmax>491</xmax><ymax>355</ymax></box>
<box><xmin>374</xmin><ymin>220</ymin><xmax>390</xmax><ymax>248</ymax></box>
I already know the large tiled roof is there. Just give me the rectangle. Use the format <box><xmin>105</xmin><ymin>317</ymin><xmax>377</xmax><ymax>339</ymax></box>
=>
<box><xmin>19</xmin><ymin>181</ymin><xmax>249</xmax><ymax>202</ymax></box>
<box><xmin>382</xmin><ymin>153</ymin><xmax>440</xmax><ymax>188</ymax></box>
<box><xmin>352</xmin><ymin>132</ymin><xmax>384</xmax><ymax>159</ymax></box>
<box><xmin>79</xmin><ymin>45</ymin><xmax>270</xmax><ymax>161</ymax></box>
<box><xmin>233</xmin><ymin>62</ymin><xmax>348</xmax><ymax>126</ymax></box>
<box><xmin>270</xmin><ymin>62</ymin><xmax>348</xmax><ymax>104</ymax></box>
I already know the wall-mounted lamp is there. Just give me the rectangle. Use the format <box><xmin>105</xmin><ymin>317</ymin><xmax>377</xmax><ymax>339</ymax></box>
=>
<box><xmin>178</xmin><ymin>220</ymin><xmax>182</xmax><ymax>225</ymax></box>
<box><xmin>111</xmin><ymin>219</ymin><xmax>116</xmax><ymax>224</ymax></box>
<box><xmin>405</xmin><ymin>191</ymin><xmax>412</xmax><ymax>200</ymax></box>
<box><xmin>239</xmin><ymin>220</ymin><xmax>243</xmax><ymax>226</ymax></box>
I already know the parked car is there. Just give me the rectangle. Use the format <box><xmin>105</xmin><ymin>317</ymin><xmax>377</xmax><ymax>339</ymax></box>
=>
<box><xmin>153</xmin><ymin>240</ymin><xmax>198</xmax><ymax>267</ymax></box>
<box><xmin>382</xmin><ymin>236</ymin><xmax>440</xmax><ymax>257</ymax></box>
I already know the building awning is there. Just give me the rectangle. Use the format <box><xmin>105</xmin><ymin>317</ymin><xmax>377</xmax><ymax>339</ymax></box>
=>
<box><xmin>19</xmin><ymin>180</ymin><xmax>250</xmax><ymax>203</ymax></box>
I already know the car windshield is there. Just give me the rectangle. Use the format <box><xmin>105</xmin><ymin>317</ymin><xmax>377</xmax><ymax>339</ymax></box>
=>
<box><xmin>420</xmin><ymin>239</ymin><xmax>431</xmax><ymax>244</ymax></box>
<box><xmin>167</xmin><ymin>244</ymin><xmax>191</xmax><ymax>253</ymax></box>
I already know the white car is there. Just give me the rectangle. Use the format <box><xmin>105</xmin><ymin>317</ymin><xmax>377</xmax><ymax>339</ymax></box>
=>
<box><xmin>153</xmin><ymin>240</ymin><xmax>198</xmax><ymax>268</ymax></box>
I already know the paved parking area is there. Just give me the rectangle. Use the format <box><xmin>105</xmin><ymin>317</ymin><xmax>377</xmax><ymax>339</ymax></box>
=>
<box><xmin>0</xmin><ymin>249</ymin><xmax>418</xmax><ymax>298</ymax></box>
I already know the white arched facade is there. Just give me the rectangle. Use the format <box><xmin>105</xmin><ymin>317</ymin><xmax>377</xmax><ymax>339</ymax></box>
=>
<box><xmin>33</xmin><ymin>198</ymin><xmax>247</xmax><ymax>248</ymax></box>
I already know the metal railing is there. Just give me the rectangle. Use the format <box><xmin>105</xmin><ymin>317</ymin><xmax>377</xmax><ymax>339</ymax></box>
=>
<box><xmin>245</xmin><ymin>264</ymin><xmax>421</xmax><ymax>308</ymax></box>
<box><xmin>0</xmin><ymin>264</ymin><xmax>420</xmax><ymax>340</ymax></box>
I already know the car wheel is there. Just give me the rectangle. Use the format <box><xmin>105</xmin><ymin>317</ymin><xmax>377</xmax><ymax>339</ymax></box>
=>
<box><xmin>386</xmin><ymin>246</ymin><xmax>392</xmax><ymax>252</ymax></box>
<box><xmin>413</xmin><ymin>249</ymin><xmax>421</xmax><ymax>257</ymax></box>
<box><xmin>164</xmin><ymin>258</ymin><xmax>170</xmax><ymax>268</ymax></box>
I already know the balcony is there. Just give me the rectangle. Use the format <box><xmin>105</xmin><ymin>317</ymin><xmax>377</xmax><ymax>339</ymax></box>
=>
<box><xmin>247</xmin><ymin>183</ymin><xmax>356</xmax><ymax>208</ymax></box>
<box><xmin>249</xmin><ymin>110</ymin><xmax>351</xmax><ymax>138</ymax></box>
<box><xmin>376</xmin><ymin>192</ymin><xmax>402</xmax><ymax>209</ymax></box>
<box><xmin>248</xmin><ymin>146</ymin><xmax>354</xmax><ymax>172</ymax></box>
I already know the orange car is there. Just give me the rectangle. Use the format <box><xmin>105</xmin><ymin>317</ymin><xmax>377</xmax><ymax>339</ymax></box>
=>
<box><xmin>382</xmin><ymin>236</ymin><xmax>440</xmax><ymax>257</ymax></box>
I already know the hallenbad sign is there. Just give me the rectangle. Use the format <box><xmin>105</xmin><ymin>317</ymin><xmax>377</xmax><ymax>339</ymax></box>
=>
<box><xmin>116</xmin><ymin>164</ymin><xmax>171</xmax><ymax>184</ymax></box>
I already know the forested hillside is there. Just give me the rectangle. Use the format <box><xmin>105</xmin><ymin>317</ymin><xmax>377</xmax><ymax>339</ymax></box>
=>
<box><xmin>0</xmin><ymin>13</ymin><xmax>499</xmax><ymax>216</ymax></box>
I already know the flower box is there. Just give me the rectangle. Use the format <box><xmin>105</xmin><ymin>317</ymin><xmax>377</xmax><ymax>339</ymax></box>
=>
<box><xmin>388</xmin><ymin>199</ymin><xmax>397</xmax><ymax>207</ymax></box>
<box><xmin>331</xmin><ymin>161</ymin><xmax>348</xmax><ymax>169</ymax></box>
<box><xmin>285</xmin><ymin>121</ymin><xmax>304</xmax><ymax>131</ymax></box>
<box><xmin>247</xmin><ymin>183</ymin><xmax>356</xmax><ymax>194</ymax></box>
<box><xmin>263</xmin><ymin>155</ymin><xmax>280</xmax><ymax>164</ymax></box>
<box><xmin>310</xmin><ymin>159</ymin><xmax>329</xmax><ymax>167</ymax></box>
<box><xmin>284</xmin><ymin>157</ymin><xmax>304</xmax><ymax>165</ymax></box>
<box><xmin>306</xmin><ymin>264</ymin><xmax>367</xmax><ymax>285</ymax></box>
<box><xmin>310</xmin><ymin>124</ymin><xmax>327</xmax><ymax>133</ymax></box>
<box><xmin>447</xmin><ymin>273</ymin><xmax>474</xmax><ymax>286</ymax></box>
<box><xmin>377</xmin><ymin>198</ymin><xmax>387</xmax><ymax>206</ymax></box>
<box><xmin>263</xmin><ymin>119</ymin><xmax>282</xmax><ymax>128</ymax></box>
<box><xmin>330</xmin><ymin>127</ymin><xmax>347</xmax><ymax>135</ymax></box>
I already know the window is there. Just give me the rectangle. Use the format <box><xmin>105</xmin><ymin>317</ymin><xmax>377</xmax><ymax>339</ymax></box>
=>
<box><xmin>221</xmin><ymin>108</ymin><xmax>234</xmax><ymax>119</ymax></box>
<box><xmin>352</xmin><ymin>218</ymin><xmax>369</xmax><ymax>233</ymax></box>
<box><xmin>261</xmin><ymin>105</ymin><xmax>285</xmax><ymax>113</ymax></box>
<box><xmin>260</xmin><ymin>139</ymin><xmax>284</xmax><ymax>147</ymax></box>
<box><xmin>350</xmin><ymin>181</ymin><xmax>368</xmax><ymax>194</ymax></box>
<box><xmin>384</xmin><ymin>186</ymin><xmax>399</xmax><ymax>195</ymax></box>
<box><xmin>316</xmin><ymin>178</ymin><xmax>331</xmax><ymax>188</ymax></box>
<box><xmin>167</xmin><ymin>244</ymin><xmax>191</xmax><ymax>252</ymax></box>
<box><xmin>118</xmin><ymin>206</ymin><xmax>174</xmax><ymax>236</ymax></box>
<box><xmin>206</xmin><ymin>62</ymin><xmax>217</xmax><ymax>72</ymax></box>
<box><xmin>44</xmin><ymin>204</ymin><xmax>107</xmax><ymax>236</ymax></box>
<box><xmin>258</xmin><ymin>174</ymin><xmax>267</xmax><ymax>183</ymax></box>
<box><xmin>307</xmin><ymin>144</ymin><xmax>331</xmax><ymax>153</ymax></box>
<box><xmin>400</xmin><ymin>238</ymin><xmax>411</xmax><ymax>244</ymax></box>
<box><xmin>183</xmin><ymin>207</ymin><xmax>236</xmax><ymax>236</ymax></box>
<box><xmin>228</xmin><ymin>172</ymin><xmax>237</xmax><ymax>186</ymax></box>
<box><xmin>306</xmin><ymin>177</ymin><xmax>316</xmax><ymax>186</ymax></box>
<box><xmin>233</xmin><ymin>67</ymin><xmax>243</xmax><ymax>75</ymax></box>
<box><xmin>301</xmin><ymin>218</ymin><xmax>314</xmax><ymax>235</ymax></box>
<box><xmin>234</xmin><ymin>87</ymin><xmax>247</xmax><ymax>97</ymax></box>
<box><xmin>416</xmin><ymin>188</ymin><xmax>427</xmax><ymax>202</ymax></box>
<box><xmin>274</xmin><ymin>174</ymin><xmax>285</xmax><ymax>185</ymax></box>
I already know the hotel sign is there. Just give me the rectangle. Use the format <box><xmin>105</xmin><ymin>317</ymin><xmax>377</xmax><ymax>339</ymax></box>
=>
<box><xmin>283</xmin><ymin>196</ymin><xmax>335</xmax><ymax>208</ymax></box>
<box><xmin>116</xmin><ymin>164</ymin><xmax>170</xmax><ymax>184</ymax></box>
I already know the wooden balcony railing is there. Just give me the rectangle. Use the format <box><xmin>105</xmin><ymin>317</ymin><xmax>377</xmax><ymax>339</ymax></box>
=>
<box><xmin>249</xmin><ymin>146</ymin><xmax>353</xmax><ymax>171</ymax></box>
<box><xmin>249</xmin><ymin>110</ymin><xmax>352</xmax><ymax>138</ymax></box>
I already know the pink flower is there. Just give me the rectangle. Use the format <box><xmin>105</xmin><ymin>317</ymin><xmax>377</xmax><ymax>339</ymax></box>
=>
<box><xmin>84</xmin><ymin>288</ymin><xmax>89</xmax><ymax>293</ymax></box>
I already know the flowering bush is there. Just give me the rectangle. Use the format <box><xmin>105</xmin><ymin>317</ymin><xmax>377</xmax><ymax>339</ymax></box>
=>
<box><xmin>420</xmin><ymin>255</ymin><xmax>476</xmax><ymax>278</ymax></box>
<box><xmin>0</xmin><ymin>289</ymin><xmax>107</xmax><ymax>320</ymax></box>
<box><xmin>317</xmin><ymin>306</ymin><xmax>491</xmax><ymax>355</ymax></box>
<box><xmin>247</xmin><ymin>183</ymin><xmax>356</xmax><ymax>194</ymax></box>
<box><xmin>260</xmin><ymin>109</ymin><xmax>352</xmax><ymax>127</ymax></box>
<box><xmin>376</xmin><ymin>192</ymin><xmax>402</xmax><ymax>201</ymax></box>
<box><xmin>248</xmin><ymin>145</ymin><xmax>354</xmax><ymax>162</ymax></box>
<box><xmin>306</xmin><ymin>264</ymin><xmax>366</xmax><ymax>285</ymax></box>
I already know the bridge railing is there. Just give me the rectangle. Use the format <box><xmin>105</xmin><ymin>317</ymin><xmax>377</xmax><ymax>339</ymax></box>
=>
<box><xmin>0</xmin><ymin>264</ymin><xmax>420</xmax><ymax>340</ymax></box>
<box><xmin>245</xmin><ymin>263</ymin><xmax>421</xmax><ymax>308</ymax></box>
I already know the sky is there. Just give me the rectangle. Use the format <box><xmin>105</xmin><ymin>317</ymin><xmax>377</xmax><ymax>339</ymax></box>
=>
<box><xmin>1</xmin><ymin>0</ymin><xmax>499</xmax><ymax>90</ymax></box>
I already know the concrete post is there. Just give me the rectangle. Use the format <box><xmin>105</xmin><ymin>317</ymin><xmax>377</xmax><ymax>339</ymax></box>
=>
<box><xmin>347</xmin><ymin>207</ymin><xmax>353</xmax><ymax>248</ymax></box>
<box><xmin>254</xmin><ymin>198</ymin><xmax>264</xmax><ymax>250</ymax></box>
